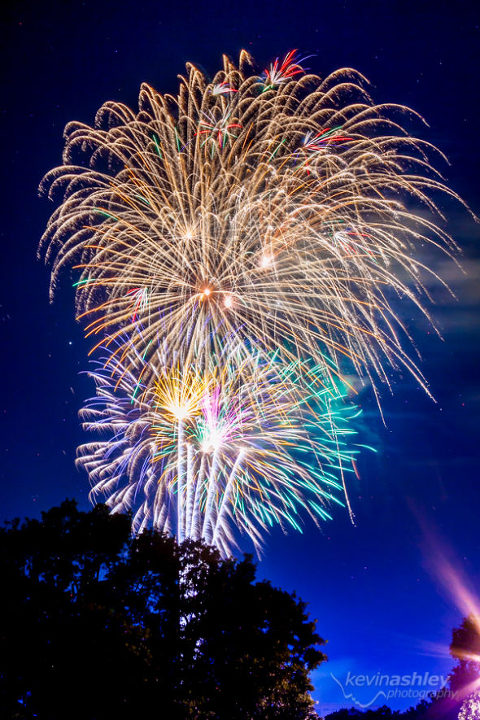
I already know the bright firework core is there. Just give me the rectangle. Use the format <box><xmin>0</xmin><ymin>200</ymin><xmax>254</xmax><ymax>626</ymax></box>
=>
<box><xmin>259</xmin><ymin>254</ymin><xmax>273</xmax><ymax>269</ymax></box>
<box><xmin>168</xmin><ymin>404</ymin><xmax>190</xmax><ymax>421</ymax></box>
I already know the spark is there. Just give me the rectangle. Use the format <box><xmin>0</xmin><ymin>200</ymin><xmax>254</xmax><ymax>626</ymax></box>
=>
<box><xmin>211</xmin><ymin>81</ymin><xmax>237</xmax><ymax>96</ymax></box>
<box><xmin>261</xmin><ymin>49</ymin><xmax>306</xmax><ymax>90</ymax></box>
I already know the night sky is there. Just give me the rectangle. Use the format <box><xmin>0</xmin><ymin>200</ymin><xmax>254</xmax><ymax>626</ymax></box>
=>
<box><xmin>1</xmin><ymin>0</ymin><xmax>479</xmax><ymax>714</ymax></box>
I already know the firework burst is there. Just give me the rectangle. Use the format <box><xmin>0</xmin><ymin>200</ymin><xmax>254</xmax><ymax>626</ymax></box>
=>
<box><xmin>40</xmin><ymin>50</ymin><xmax>461</xmax><ymax>395</ymax></box>
<box><xmin>78</xmin><ymin>340</ymin><xmax>361</xmax><ymax>555</ymax></box>
<box><xmin>40</xmin><ymin>50</ymin><xmax>463</xmax><ymax>553</ymax></box>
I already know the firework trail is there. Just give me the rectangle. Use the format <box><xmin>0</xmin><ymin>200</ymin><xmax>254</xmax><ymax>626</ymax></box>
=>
<box><xmin>40</xmin><ymin>51</ymin><xmax>461</xmax><ymax>553</ymax></box>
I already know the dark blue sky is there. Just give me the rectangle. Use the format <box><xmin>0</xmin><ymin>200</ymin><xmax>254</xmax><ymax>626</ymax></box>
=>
<box><xmin>1</xmin><ymin>0</ymin><xmax>479</xmax><ymax>713</ymax></box>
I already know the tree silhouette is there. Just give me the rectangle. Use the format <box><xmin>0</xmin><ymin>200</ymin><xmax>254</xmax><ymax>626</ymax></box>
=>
<box><xmin>448</xmin><ymin>614</ymin><xmax>480</xmax><ymax>698</ymax></box>
<box><xmin>324</xmin><ymin>699</ymin><xmax>445</xmax><ymax>719</ymax></box>
<box><xmin>0</xmin><ymin>500</ymin><xmax>326</xmax><ymax>719</ymax></box>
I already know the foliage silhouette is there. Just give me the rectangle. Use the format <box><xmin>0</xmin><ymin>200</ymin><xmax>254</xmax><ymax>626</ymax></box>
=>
<box><xmin>449</xmin><ymin>614</ymin><xmax>480</xmax><ymax>697</ymax></box>
<box><xmin>324</xmin><ymin>701</ymin><xmax>433</xmax><ymax>719</ymax></box>
<box><xmin>0</xmin><ymin>500</ymin><xmax>325</xmax><ymax>719</ymax></box>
